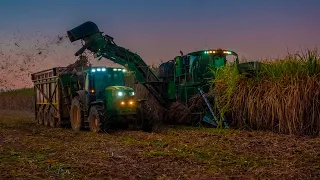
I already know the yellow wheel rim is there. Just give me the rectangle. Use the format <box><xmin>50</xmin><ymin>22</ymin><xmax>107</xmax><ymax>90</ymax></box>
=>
<box><xmin>90</xmin><ymin>115</ymin><xmax>99</xmax><ymax>132</ymax></box>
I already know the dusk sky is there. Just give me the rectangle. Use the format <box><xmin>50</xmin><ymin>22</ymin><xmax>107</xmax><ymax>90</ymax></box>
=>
<box><xmin>0</xmin><ymin>0</ymin><xmax>320</xmax><ymax>88</ymax></box>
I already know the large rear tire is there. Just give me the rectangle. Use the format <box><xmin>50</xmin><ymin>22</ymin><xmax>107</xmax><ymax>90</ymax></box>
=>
<box><xmin>70</xmin><ymin>96</ymin><xmax>84</xmax><ymax>132</ymax></box>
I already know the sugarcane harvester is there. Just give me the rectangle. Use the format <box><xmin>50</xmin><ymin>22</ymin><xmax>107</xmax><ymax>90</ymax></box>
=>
<box><xmin>66</xmin><ymin>21</ymin><xmax>246</xmax><ymax>127</ymax></box>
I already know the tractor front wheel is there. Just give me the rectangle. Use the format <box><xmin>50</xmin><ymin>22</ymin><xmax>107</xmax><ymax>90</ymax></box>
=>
<box><xmin>136</xmin><ymin>102</ymin><xmax>154</xmax><ymax>133</ymax></box>
<box><xmin>70</xmin><ymin>96</ymin><xmax>84</xmax><ymax>132</ymax></box>
<box><xmin>88</xmin><ymin>106</ymin><xmax>107</xmax><ymax>133</ymax></box>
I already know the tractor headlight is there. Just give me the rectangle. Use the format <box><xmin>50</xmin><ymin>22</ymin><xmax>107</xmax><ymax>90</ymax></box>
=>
<box><xmin>129</xmin><ymin>100</ymin><xmax>134</xmax><ymax>105</ymax></box>
<box><xmin>117</xmin><ymin>91</ymin><xmax>124</xmax><ymax>96</ymax></box>
<box><xmin>129</xmin><ymin>92</ymin><xmax>135</xmax><ymax>96</ymax></box>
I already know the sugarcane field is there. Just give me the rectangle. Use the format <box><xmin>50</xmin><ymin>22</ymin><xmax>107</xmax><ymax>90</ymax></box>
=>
<box><xmin>1</xmin><ymin>2</ymin><xmax>320</xmax><ymax>180</ymax></box>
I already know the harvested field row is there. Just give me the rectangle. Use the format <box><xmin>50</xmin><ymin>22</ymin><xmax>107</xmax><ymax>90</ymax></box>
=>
<box><xmin>0</xmin><ymin>110</ymin><xmax>319</xmax><ymax>179</ymax></box>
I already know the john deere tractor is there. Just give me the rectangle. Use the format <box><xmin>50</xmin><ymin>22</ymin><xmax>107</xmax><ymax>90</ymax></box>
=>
<box><xmin>31</xmin><ymin>61</ymin><xmax>153</xmax><ymax>133</ymax></box>
<box><xmin>69</xmin><ymin>66</ymin><xmax>142</xmax><ymax>132</ymax></box>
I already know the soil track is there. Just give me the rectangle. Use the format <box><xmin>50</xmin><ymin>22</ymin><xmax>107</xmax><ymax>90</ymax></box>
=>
<box><xmin>0</xmin><ymin>110</ymin><xmax>319</xmax><ymax>179</ymax></box>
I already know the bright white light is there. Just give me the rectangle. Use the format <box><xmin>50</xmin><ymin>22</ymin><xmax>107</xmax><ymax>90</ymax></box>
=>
<box><xmin>117</xmin><ymin>69</ymin><xmax>122</xmax><ymax>71</ymax></box>
<box><xmin>130</xmin><ymin>92</ymin><xmax>135</xmax><ymax>96</ymax></box>
<box><xmin>102</xmin><ymin>68</ymin><xmax>106</xmax><ymax>71</ymax></box>
<box><xmin>113</xmin><ymin>68</ymin><xmax>117</xmax><ymax>71</ymax></box>
<box><xmin>117</xmin><ymin>92</ymin><xmax>123</xmax><ymax>96</ymax></box>
<box><xmin>122</xmin><ymin>69</ymin><xmax>127</xmax><ymax>72</ymax></box>
<box><xmin>91</xmin><ymin>69</ymin><xmax>96</xmax><ymax>72</ymax></box>
<box><xmin>97</xmin><ymin>68</ymin><xmax>101</xmax><ymax>71</ymax></box>
<box><xmin>224</xmin><ymin>51</ymin><xmax>232</xmax><ymax>54</ymax></box>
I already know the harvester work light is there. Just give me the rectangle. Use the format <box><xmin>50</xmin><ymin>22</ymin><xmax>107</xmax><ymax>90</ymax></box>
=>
<box><xmin>204</xmin><ymin>50</ymin><xmax>216</xmax><ymax>54</ymax></box>
<box><xmin>97</xmin><ymin>68</ymin><xmax>101</xmax><ymax>71</ymax></box>
<box><xmin>117</xmin><ymin>92</ymin><xmax>123</xmax><ymax>96</ymax></box>
<box><xmin>91</xmin><ymin>69</ymin><xmax>96</xmax><ymax>72</ymax></box>
<box><xmin>102</xmin><ymin>68</ymin><xmax>106</xmax><ymax>71</ymax></box>
<box><xmin>113</xmin><ymin>68</ymin><xmax>117</xmax><ymax>71</ymax></box>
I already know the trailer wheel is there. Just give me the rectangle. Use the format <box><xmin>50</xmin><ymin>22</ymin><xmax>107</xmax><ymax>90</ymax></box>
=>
<box><xmin>37</xmin><ymin>105</ymin><xmax>44</xmax><ymax>125</ymax></box>
<box><xmin>70</xmin><ymin>96</ymin><xmax>84</xmax><ymax>132</ymax></box>
<box><xmin>88</xmin><ymin>106</ymin><xmax>106</xmax><ymax>133</ymax></box>
<box><xmin>43</xmin><ymin>106</ymin><xmax>49</xmax><ymax>126</ymax></box>
<box><xmin>49</xmin><ymin>108</ymin><xmax>57</xmax><ymax>127</ymax></box>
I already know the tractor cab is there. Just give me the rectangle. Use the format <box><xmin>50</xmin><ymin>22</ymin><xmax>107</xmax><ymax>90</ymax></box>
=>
<box><xmin>83</xmin><ymin>66</ymin><xmax>136</xmax><ymax>113</ymax></box>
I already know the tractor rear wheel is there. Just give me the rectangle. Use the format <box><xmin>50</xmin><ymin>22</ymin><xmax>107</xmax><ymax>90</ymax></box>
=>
<box><xmin>70</xmin><ymin>96</ymin><xmax>84</xmax><ymax>132</ymax></box>
<box><xmin>88</xmin><ymin>106</ymin><xmax>108</xmax><ymax>133</ymax></box>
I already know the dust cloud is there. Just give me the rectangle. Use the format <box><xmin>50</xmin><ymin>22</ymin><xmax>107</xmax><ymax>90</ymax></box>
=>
<box><xmin>0</xmin><ymin>32</ymin><xmax>120</xmax><ymax>91</ymax></box>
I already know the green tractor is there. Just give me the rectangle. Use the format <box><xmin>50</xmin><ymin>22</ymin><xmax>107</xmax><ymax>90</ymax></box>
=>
<box><xmin>32</xmin><ymin>62</ymin><xmax>153</xmax><ymax>133</ymax></box>
<box><xmin>69</xmin><ymin>66</ymin><xmax>145</xmax><ymax>132</ymax></box>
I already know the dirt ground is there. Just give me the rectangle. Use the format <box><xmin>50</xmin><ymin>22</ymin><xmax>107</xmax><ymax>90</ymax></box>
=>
<box><xmin>0</xmin><ymin>110</ymin><xmax>319</xmax><ymax>180</ymax></box>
